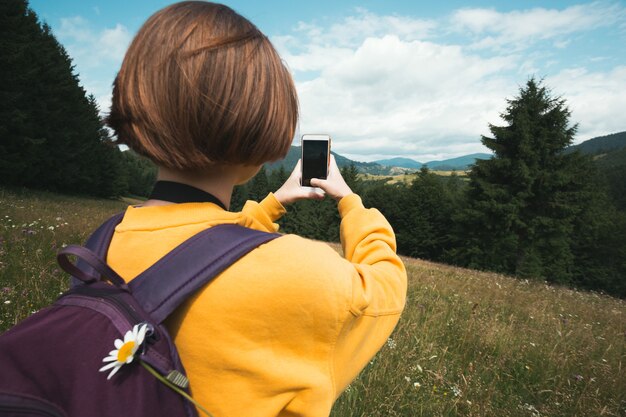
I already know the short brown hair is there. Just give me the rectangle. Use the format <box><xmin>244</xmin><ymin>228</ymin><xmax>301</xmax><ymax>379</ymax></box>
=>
<box><xmin>107</xmin><ymin>1</ymin><xmax>298</xmax><ymax>170</ymax></box>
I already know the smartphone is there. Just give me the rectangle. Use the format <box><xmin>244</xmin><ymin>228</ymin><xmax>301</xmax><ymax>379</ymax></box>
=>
<box><xmin>301</xmin><ymin>134</ymin><xmax>331</xmax><ymax>187</ymax></box>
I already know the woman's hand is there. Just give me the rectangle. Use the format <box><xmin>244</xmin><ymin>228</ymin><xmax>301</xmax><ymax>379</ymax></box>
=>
<box><xmin>274</xmin><ymin>159</ymin><xmax>325</xmax><ymax>206</ymax></box>
<box><xmin>310</xmin><ymin>155</ymin><xmax>353</xmax><ymax>201</ymax></box>
<box><xmin>274</xmin><ymin>155</ymin><xmax>353</xmax><ymax>206</ymax></box>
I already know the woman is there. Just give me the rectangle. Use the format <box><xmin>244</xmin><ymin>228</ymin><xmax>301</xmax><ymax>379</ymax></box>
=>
<box><xmin>106</xmin><ymin>2</ymin><xmax>407</xmax><ymax>416</ymax></box>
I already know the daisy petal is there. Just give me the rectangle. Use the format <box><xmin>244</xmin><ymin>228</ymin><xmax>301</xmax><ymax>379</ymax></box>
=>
<box><xmin>137</xmin><ymin>324</ymin><xmax>147</xmax><ymax>344</ymax></box>
<box><xmin>107</xmin><ymin>365</ymin><xmax>121</xmax><ymax>380</ymax></box>
<box><xmin>114</xmin><ymin>339</ymin><xmax>124</xmax><ymax>349</ymax></box>
<box><xmin>99</xmin><ymin>362</ymin><xmax>118</xmax><ymax>372</ymax></box>
<box><xmin>124</xmin><ymin>330</ymin><xmax>133</xmax><ymax>343</ymax></box>
<box><xmin>102</xmin><ymin>356</ymin><xmax>118</xmax><ymax>363</ymax></box>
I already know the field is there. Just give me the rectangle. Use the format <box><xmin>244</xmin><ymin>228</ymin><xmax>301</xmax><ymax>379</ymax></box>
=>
<box><xmin>1</xmin><ymin>187</ymin><xmax>625</xmax><ymax>416</ymax></box>
<box><xmin>359</xmin><ymin>171</ymin><xmax>468</xmax><ymax>185</ymax></box>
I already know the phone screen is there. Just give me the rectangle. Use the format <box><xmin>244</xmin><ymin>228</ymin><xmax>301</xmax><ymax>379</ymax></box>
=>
<box><xmin>301</xmin><ymin>135</ymin><xmax>330</xmax><ymax>187</ymax></box>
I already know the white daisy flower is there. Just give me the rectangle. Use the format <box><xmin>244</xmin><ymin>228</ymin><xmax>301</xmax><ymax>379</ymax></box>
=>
<box><xmin>99</xmin><ymin>323</ymin><xmax>149</xmax><ymax>380</ymax></box>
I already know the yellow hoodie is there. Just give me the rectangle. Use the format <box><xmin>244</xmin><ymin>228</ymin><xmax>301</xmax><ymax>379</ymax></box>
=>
<box><xmin>107</xmin><ymin>192</ymin><xmax>407</xmax><ymax>417</ymax></box>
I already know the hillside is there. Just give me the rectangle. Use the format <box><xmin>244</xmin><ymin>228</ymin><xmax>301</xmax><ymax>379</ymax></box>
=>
<box><xmin>595</xmin><ymin>146</ymin><xmax>626</xmax><ymax>211</ymax></box>
<box><xmin>567</xmin><ymin>131</ymin><xmax>626</xmax><ymax>155</ymax></box>
<box><xmin>1</xmin><ymin>187</ymin><xmax>624</xmax><ymax>417</ymax></box>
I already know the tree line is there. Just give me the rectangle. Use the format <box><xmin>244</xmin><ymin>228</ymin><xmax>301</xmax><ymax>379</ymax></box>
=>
<box><xmin>1</xmin><ymin>1</ymin><xmax>624</xmax><ymax>297</ymax></box>
<box><xmin>0</xmin><ymin>0</ymin><xmax>156</xmax><ymax>198</ymax></box>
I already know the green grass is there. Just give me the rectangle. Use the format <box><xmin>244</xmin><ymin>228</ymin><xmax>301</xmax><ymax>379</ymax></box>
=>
<box><xmin>0</xmin><ymin>187</ymin><xmax>126</xmax><ymax>328</ymax></box>
<box><xmin>331</xmin><ymin>259</ymin><xmax>625</xmax><ymax>417</ymax></box>
<box><xmin>359</xmin><ymin>171</ymin><xmax>468</xmax><ymax>185</ymax></box>
<box><xmin>1</xmin><ymin>187</ymin><xmax>624</xmax><ymax>416</ymax></box>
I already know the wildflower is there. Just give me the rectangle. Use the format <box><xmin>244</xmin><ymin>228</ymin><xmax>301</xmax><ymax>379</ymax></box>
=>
<box><xmin>48</xmin><ymin>226</ymin><xmax>54</xmax><ymax>231</ymax></box>
<box><xmin>572</xmin><ymin>374</ymin><xmax>583</xmax><ymax>382</ymax></box>
<box><xmin>386</xmin><ymin>338</ymin><xmax>397</xmax><ymax>349</ymax></box>
<box><xmin>404</xmin><ymin>376</ymin><xmax>411</xmax><ymax>382</ymax></box>
<box><xmin>520</xmin><ymin>403</ymin><xmax>540</xmax><ymax>416</ymax></box>
<box><xmin>99</xmin><ymin>323</ymin><xmax>148</xmax><ymax>380</ymax></box>
<box><xmin>1</xmin><ymin>287</ymin><xmax>10</xmax><ymax>294</ymax></box>
<box><xmin>451</xmin><ymin>385</ymin><xmax>462</xmax><ymax>397</ymax></box>
<box><xmin>4</xmin><ymin>300</ymin><xmax>10</xmax><ymax>305</ymax></box>
<box><xmin>413</xmin><ymin>382</ymin><xmax>421</xmax><ymax>389</ymax></box>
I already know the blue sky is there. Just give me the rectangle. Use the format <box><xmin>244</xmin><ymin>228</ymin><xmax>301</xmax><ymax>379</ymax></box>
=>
<box><xmin>29</xmin><ymin>0</ymin><xmax>626</xmax><ymax>162</ymax></box>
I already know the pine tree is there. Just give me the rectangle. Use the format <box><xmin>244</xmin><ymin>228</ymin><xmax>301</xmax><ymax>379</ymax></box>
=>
<box><xmin>400</xmin><ymin>167</ymin><xmax>453</xmax><ymax>259</ymax></box>
<box><xmin>454</xmin><ymin>78</ymin><xmax>599</xmax><ymax>283</ymax></box>
<box><xmin>247</xmin><ymin>166</ymin><xmax>270</xmax><ymax>202</ymax></box>
<box><xmin>340</xmin><ymin>163</ymin><xmax>362</xmax><ymax>195</ymax></box>
<box><xmin>0</xmin><ymin>0</ymin><xmax>43</xmax><ymax>185</ymax></box>
<box><xmin>0</xmin><ymin>0</ymin><xmax>125</xmax><ymax>197</ymax></box>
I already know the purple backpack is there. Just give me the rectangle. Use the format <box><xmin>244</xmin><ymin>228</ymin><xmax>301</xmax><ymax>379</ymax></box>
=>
<box><xmin>0</xmin><ymin>213</ymin><xmax>278</xmax><ymax>417</ymax></box>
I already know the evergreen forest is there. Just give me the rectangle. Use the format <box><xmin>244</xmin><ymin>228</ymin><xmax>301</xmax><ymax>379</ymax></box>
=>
<box><xmin>1</xmin><ymin>1</ymin><xmax>625</xmax><ymax>297</ymax></box>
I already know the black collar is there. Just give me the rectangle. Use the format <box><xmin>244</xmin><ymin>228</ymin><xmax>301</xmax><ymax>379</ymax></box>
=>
<box><xmin>148</xmin><ymin>181</ymin><xmax>227</xmax><ymax>210</ymax></box>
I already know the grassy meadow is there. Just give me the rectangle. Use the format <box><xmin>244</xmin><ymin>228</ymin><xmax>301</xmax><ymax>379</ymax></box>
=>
<box><xmin>1</xmin><ymin>187</ymin><xmax>625</xmax><ymax>416</ymax></box>
<box><xmin>358</xmin><ymin>171</ymin><xmax>468</xmax><ymax>185</ymax></box>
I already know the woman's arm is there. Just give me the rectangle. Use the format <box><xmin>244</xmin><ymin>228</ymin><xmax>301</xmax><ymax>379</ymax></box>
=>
<box><xmin>273</xmin><ymin>156</ymin><xmax>407</xmax><ymax>396</ymax></box>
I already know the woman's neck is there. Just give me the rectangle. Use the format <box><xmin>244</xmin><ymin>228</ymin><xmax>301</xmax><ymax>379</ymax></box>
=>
<box><xmin>141</xmin><ymin>164</ymin><xmax>262</xmax><ymax>210</ymax></box>
<box><xmin>142</xmin><ymin>166</ymin><xmax>236</xmax><ymax>210</ymax></box>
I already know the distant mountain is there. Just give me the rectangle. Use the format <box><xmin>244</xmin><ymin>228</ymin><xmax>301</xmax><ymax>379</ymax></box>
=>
<box><xmin>566</xmin><ymin>131</ymin><xmax>626</xmax><ymax>155</ymax></box>
<box><xmin>425</xmin><ymin>153</ymin><xmax>492</xmax><ymax>171</ymax></box>
<box><xmin>375</xmin><ymin>153</ymin><xmax>491</xmax><ymax>171</ymax></box>
<box><xmin>374</xmin><ymin>157</ymin><xmax>423</xmax><ymax>169</ymax></box>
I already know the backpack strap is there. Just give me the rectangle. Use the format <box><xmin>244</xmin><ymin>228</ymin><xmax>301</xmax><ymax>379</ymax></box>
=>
<box><xmin>128</xmin><ymin>224</ymin><xmax>279</xmax><ymax>324</ymax></box>
<box><xmin>72</xmin><ymin>212</ymin><xmax>125</xmax><ymax>288</ymax></box>
<box><xmin>75</xmin><ymin>213</ymin><xmax>279</xmax><ymax>323</ymax></box>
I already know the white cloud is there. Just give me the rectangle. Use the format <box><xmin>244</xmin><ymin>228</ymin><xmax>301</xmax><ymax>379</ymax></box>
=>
<box><xmin>277</xmin><ymin>5</ymin><xmax>626</xmax><ymax>162</ymax></box>
<box><xmin>280</xmin><ymin>18</ymin><xmax>518</xmax><ymax>160</ymax></box>
<box><xmin>547</xmin><ymin>65</ymin><xmax>626</xmax><ymax>142</ymax></box>
<box><xmin>295</xmin><ymin>8</ymin><xmax>436</xmax><ymax>48</ymax></box>
<box><xmin>54</xmin><ymin>16</ymin><xmax>131</xmax><ymax>114</ymax></box>
<box><xmin>57</xmin><ymin>16</ymin><xmax>131</xmax><ymax>67</ymax></box>
<box><xmin>450</xmin><ymin>3</ymin><xmax>624</xmax><ymax>51</ymax></box>
<box><xmin>99</xmin><ymin>24</ymin><xmax>131</xmax><ymax>62</ymax></box>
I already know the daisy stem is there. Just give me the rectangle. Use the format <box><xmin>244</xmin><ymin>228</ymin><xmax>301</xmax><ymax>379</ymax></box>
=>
<box><xmin>140</xmin><ymin>360</ymin><xmax>215</xmax><ymax>417</ymax></box>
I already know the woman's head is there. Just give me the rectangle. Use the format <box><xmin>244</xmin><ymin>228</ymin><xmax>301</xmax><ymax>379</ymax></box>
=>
<box><xmin>107</xmin><ymin>1</ymin><xmax>298</xmax><ymax>171</ymax></box>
